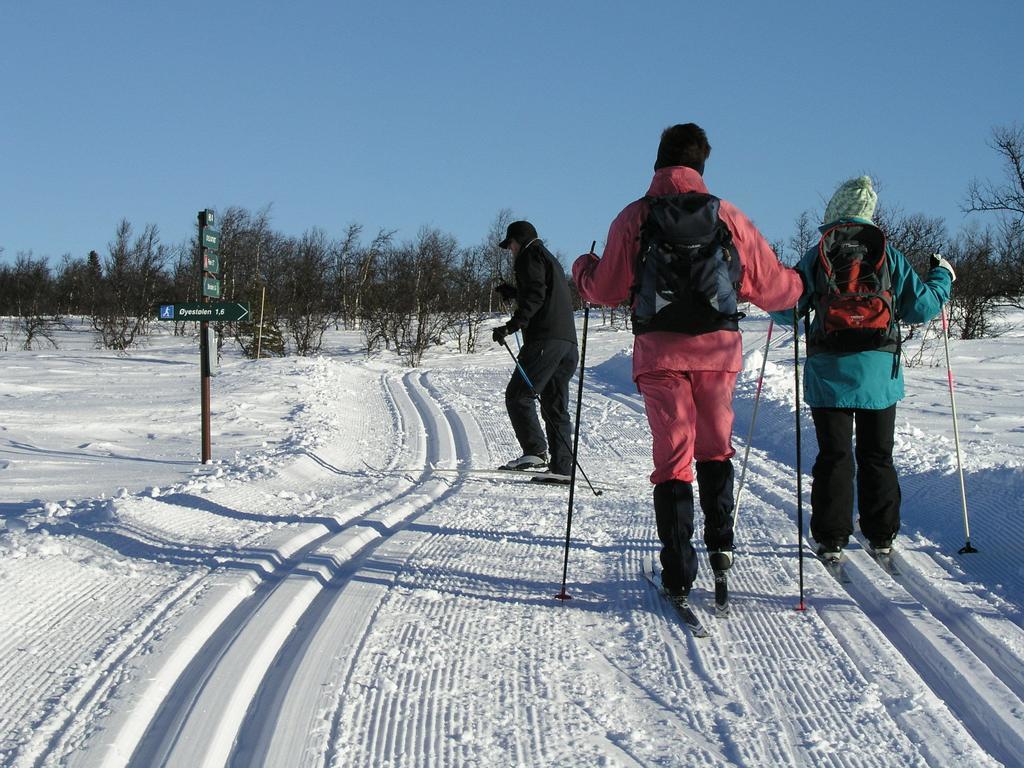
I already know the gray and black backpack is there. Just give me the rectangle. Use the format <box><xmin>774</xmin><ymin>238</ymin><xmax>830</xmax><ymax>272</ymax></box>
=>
<box><xmin>631</xmin><ymin>193</ymin><xmax>744</xmax><ymax>336</ymax></box>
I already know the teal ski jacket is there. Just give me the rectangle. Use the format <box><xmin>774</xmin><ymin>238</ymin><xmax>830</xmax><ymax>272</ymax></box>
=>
<box><xmin>771</xmin><ymin>217</ymin><xmax>953</xmax><ymax>410</ymax></box>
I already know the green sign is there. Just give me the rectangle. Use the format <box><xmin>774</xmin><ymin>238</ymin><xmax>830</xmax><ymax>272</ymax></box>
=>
<box><xmin>203</xmin><ymin>251</ymin><xmax>220</xmax><ymax>273</ymax></box>
<box><xmin>158</xmin><ymin>302</ymin><xmax>251</xmax><ymax>322</ymax></box>
<box><xmin>200</xmin><ymin>209</ymin><xmax>215</xmax><ymax>227</ymax></box>
<box><xmin>202</xmin><ymin>227</ymin><xmax>220</xmax><ymax>251</ymax></box>
<box><xmin>203</xmin><ymin>276</ymin><xmax>221</xmax><ymax>298</ymax></box>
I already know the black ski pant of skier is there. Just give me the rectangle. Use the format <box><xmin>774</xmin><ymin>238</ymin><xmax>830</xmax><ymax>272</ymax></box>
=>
<box><xmin>504</xmin><ymin>338</ymin><xmax>579</xmax><ymax>475</ymax></box>
<box><xmin>809</xmin><ymin>405</ymin><xmax>901</xmax><ymax>549</ymax></box>
<box><xmin>654</xmin><ymin>460</ymin><xmax>735</xmax><ymax>594</ymax></box>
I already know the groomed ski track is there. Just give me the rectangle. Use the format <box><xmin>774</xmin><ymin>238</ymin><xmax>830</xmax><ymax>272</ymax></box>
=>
<box><xmin>7</xmin><ymin>321</ymin><xmax>1024</xmax><ymax>767</ymax></box>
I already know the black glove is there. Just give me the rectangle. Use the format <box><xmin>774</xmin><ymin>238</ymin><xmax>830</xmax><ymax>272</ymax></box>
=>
<box><xmin>495</xmin><ymin>283</ymin><xmax>517</xmax><ymax>301</ymax></box>
<box><xmin>492</xmin><ymin>325</ymin><xmax>510</xmax><ymax>343</ymax></box>
<box><xmin>930</xmin><ymin>253</ymin><xmax>956</xmax><ymax>282</ymax></box>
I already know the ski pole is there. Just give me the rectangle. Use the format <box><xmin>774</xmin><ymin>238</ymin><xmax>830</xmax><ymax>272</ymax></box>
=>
<box><xmin>941</xmin><ymin>307</ymin><xmax>977</xmax><ymax>554</ymax></box>
<box><xmin>499</xmin><ymin>338</ymin><xmax>602</xmax><ymax>498</ymax></box>
<box><xmin>556</xmin><ymin>240</ymin><xmax>595</xmax><ymax>601</ymax></box>
<box><xmin>793</xmin><ymin>308</ymin><xmax>806</xmax><ymax>611</ymax></box>
<box><xmin>734</xmin><ymin>318</ymin><xmax>774</xmax><ymax>531</ymax></box>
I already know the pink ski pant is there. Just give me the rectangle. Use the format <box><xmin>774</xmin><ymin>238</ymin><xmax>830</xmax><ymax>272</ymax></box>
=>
<box><xmin>636</xmin><ymin>370</ymin><xmax>738</xmax><ymax>485</ymax></box>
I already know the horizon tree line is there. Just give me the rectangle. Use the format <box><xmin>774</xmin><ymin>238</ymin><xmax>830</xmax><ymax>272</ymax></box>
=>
<box><xmin>1</xmin><ymin>125</ymin><xmax>1022</xmax><ymax>360</ymax></box>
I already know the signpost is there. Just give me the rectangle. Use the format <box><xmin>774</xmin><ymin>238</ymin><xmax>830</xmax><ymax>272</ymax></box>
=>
<box><xmin>153</xmin><ymin>209</ymin><xmax>245</xmax><ymax>464</ymax></box>
<box><xmin>155</xmin><ymin>210</ymin><xmax>255</xmax><ymax>464</ymax></box>
<box><xmin>198</xmin><ymin>210</ymin><xmax>216</xmax><ymax>462</ymax></box>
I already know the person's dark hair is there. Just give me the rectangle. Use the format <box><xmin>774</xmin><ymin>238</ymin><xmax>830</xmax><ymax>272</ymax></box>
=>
<box><xmin>654</xmin><ymin>123</ymin><xmax>712</xmax><ymax>174</ymax></box>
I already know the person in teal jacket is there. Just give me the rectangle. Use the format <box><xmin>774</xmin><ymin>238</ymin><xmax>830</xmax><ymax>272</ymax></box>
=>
<box><xmin>772</xmin><ymin>176</ymin><xmax>955</xmax><ymax>561</ymax></box>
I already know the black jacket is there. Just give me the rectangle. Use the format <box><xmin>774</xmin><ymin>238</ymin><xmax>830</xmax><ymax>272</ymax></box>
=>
<box><xmin>509</xmin><ymin>238</ymin><xmax>577</xmax><ymax>346</ymax></box>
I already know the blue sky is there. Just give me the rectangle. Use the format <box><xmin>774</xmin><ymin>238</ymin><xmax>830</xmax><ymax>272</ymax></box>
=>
<box><xmin>2</xmin><ymin>1</ymin><xmax>1021</xmax><ymax>267</ymax></box>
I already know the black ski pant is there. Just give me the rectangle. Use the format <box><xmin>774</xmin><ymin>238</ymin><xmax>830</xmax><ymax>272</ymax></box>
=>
<box><xmin>696</xmin><ymin>459</ymin><xmax>735</xmax><ymax>554</ymax></box>
<box><xmin>809</xmin><ymin>405</ymin><xmax>901</xmax><ymax>549</ymax></box>
<box><xmin>655</xmin><ymin>460</ymin><xmax>734</xmax><ymax>593</ymax></box>
<box><xmin>504</xmin><ymin>339</ymin><xmax>578</xmax><ymax>475</ymax></box>
<box><xmin>654</xmin><ymin>479</ymin><xmax>698</xmax><ymax>593</ymax></box>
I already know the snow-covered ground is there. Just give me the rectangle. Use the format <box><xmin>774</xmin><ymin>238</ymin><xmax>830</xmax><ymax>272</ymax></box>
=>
<box><xmin>1</xmin><ymin>312</ymin><xmax>1023</xmax><ymax>767</ymax></box>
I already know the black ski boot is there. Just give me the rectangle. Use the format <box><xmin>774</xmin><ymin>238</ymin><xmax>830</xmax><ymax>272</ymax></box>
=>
<box><xmin>709</xmin><ymin>550</ymin><xmax>732</xmax><ymax>617</ymax></box>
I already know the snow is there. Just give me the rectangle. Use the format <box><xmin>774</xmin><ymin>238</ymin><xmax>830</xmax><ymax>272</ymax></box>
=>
<box><xmin>1</xmin><ymin>312</ymin><xmax>1023</xmax><ymax>767</ymax></box>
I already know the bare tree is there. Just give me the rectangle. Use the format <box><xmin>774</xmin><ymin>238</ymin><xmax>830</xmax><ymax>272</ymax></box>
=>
<box><xmin>447</xmin><ymin>244</ymin><xmax>492</xmax><ymax>353</ymax></box>
<box><xmin>787</xmin><ymin>211</ymin><xmax>819</xmax><ymax>265</ymax></box>
<box><xmin>999</xmin><ymin>218</ymin><xmax>1024</xmax><ymax>308</ymax></box>
<box><xmin>399</xmin><ymin>228</ymin><xmax>461</xmax><ymax>366</ymax></box>
<box><xmin>943</xmin><ymin>226</ymin><xmax>1005</xmax><ymax>339</ymax></box>
<box><xmin>965</xmin><ymin>124</ymin><xmax>1024</xmax><ymax>220</ymax></box>
<box><xmin>279</xmin><ymin>228</ymin><xmax>335</xmax><ymax>355</ymax></box>
<box><xmin>2</xmin><ymin>253</ymin><xmax>64</xmax><ymax>349</ymax></box>
<box><xmin>874</xmin><ymin>207</ymin><xmax>947</xmax><ymax>272</ymax></box>
<box><xmin>483</xmin><ymin>209</ymin><xmax>515</xmax><ymax>312</ymax></box>
<box><xmin>212</xmin><ymin>206</ymin><xmax>288</xmax><ymax>357</ymax></box>
<box><xmin>54</xmin><ymin>252</ymin><xmax>97</xmax><ymax>317</ymax></box>
<box><xmin>350</xmin><ymin>228</ymin><xmax>396</xmax><ymax>329</ymax></box>
<box><xmin>90</xmin><ymin>221</ymin><xmax>171</xmax><ymax>351</ymax></box>
<box><xmin>359</xmin><ymin>227</ymin><xmax>462</xmax><ymax>365</ymax></box>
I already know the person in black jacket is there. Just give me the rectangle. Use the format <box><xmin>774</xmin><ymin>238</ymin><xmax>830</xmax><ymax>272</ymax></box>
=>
<box><xmin>492</xmin><ymin>220</ymin><xmax>579</xmax><ymax>481</ymax></box>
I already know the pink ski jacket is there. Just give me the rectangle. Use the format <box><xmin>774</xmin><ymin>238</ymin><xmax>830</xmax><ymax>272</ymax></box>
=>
<box><xmin>572</xmin><ymin>166</ymin><xmax>803</xmax><ymax>379</ymax></box>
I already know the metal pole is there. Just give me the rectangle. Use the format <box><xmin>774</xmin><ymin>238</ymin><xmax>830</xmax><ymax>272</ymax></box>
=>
<box><xmin>198</xmin><ymin>211</ymin><xmax>212</xmax><ymax>464</ymax></box>
<box><xmin>256</xmin><ymin>285</ymin><xmax>266</xmax><ymax>360</ymax></box>
<box><xmin>556</xmin><ymin>241</ymin><xmax>596</xmax><ymax>601</ymax></box>
<box><xmin>734</xmin><ymin>318</ymin><xmax>774</xmax><ymax>530</ymax></box>
<box><xmin>793</xmin><ymin>308</ymin><xmax>806</xmax><ymax>610</ymax></box>
<box><xmin>941</xmin><ymin>307</ymin><xmax>977</xmax><ymax>554</ymax></box>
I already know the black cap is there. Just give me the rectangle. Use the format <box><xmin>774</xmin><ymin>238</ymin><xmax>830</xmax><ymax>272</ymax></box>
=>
<box><xmin>499</xmin><ymin>220</ymin><xmax>538</xmax><ymax>249</ymax></box>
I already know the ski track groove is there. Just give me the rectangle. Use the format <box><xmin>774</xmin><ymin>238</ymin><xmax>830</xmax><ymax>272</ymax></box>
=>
<box><xmin>720</xmin><ymin>450</ymin><xmax>1002</xmax><ymax>766</ymax></box>
<box><xmin>0</xmin><ymin>544</ymin><xmax>209</xmax><ymax>768</ymax></box>
<box><xmin>597</xmin><ymin>377</ymin><xmax>925</xmax><ymax>765</ymax></box>
<box><xmin>322</xmin><ymin>367</ymin><xmax>649</xmax><ymax>767</ymax></box>
<box><xmin>23</xmin><ymin>572</ymin><xmax>209</xmax><ymax>768</ymax></box>
<box><xmin>837</xmin><ymin>546</ymin><xmax>1024</xmax><ymax>766</ymax></box>
<box><xmin>755</xmin><ymin>430</ymin><xmax>1024</xmax><ymax>765</ymax></box>
<box><xmin>852</xmin><ymin>531</ymin><xmax>1024</xmax><ymax>704</ymax></box>
<box><xmin>36</xmin><ymin>363</ymin><xmax>406</xmax><ymax>765</ymax></box>
<box><xmin>228</xmin><ymin>368</ymin><xmax>473</xmax><ymax>767</ymax></box>
<box><xmin>53</xmin><ymin>367</ymin><xmax>412</xmax><ymax>767</ymax></box>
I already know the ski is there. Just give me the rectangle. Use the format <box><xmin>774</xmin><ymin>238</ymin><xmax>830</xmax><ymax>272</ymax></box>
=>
<box><xmin>362</xmin><ymin>463</ymin><xmax>612</xmax><ymax>491</ymax></box>
<box><xmin>642</xmin><ymin>558</ymin><xmax>710</xmax><ymax>638</ymax></box>
<box><xmin>870</xmin><ymin>551</ymin><xmax>901</xmax><ymax>577</ymax></box>
<box><xmin>529</xmin><ymin>472</ymin><xmax>572</xmax><ymax>486</ymax></box>
<box><xmin>819</xmin><ymin>553</ymin><xmax>851</xmax><ymax>584</ymax></box>
<box><xmin>713</xmin><ymin>571</ymin><xmax>730</xmax><ymax>618</ymax></box>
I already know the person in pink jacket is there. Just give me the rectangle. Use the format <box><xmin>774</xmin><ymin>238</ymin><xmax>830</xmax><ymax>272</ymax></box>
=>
<box><xmin>572</xmin><ymin>123</ymin><xmax>803</xmax><ymax>598</ymax></box>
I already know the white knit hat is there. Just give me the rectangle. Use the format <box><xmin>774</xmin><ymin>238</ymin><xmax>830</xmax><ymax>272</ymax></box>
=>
<box><xmin>823</xmin><ymin>176</ymin><xmax>877</xmax><ymax>224</ymax></box>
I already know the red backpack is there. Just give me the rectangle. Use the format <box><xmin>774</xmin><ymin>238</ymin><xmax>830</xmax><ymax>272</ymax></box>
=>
<box><xmin>808</xmin><ymin>222</ymin><xmax>899</xmax><ymax>355</ymax></box>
